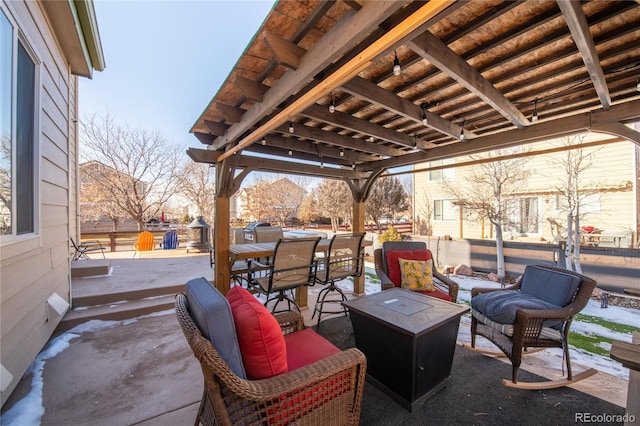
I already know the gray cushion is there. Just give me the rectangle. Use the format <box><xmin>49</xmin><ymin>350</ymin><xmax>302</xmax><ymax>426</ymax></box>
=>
<box><xmin>520</xmin><ymin>265</ymin><xmax>581</xmax><ymax>307</ymax></box>
<box><xmin>185</xmin><ymin>277</ymin><xmax>247</xmax><ymax>379</ymax></box>
<box><xmin>471</xmin><ymin>290</ymin><xmax>562</xmax><ymax>327</ymax></box>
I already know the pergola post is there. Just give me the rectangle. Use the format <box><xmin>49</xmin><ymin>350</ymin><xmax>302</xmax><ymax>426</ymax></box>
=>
<box><xmin>214</xmin><ymin>195</ymin><xmax>230</xmax><ymax>294</ymax></box>
<box><xmin>352</xmin><ymin>199</ymin><xmax>366</xmax><ymax>296</ymax></box>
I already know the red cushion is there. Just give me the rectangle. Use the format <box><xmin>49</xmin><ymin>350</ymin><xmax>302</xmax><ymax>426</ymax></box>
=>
<box><xmin>385</xmin><ymin>249</ymin><xmax>431</xmax><ymax>287</ymax></box>
<box><xmin>227</xmin><ymin>286</ymin><xmax>288</xmax><ymax>379</ymax></box>
<box><xmin>284</xmin><ymin>329</ymin><xmax>341</xmax><ymax>372</ymax></box>
<box><xmin>416</xmin><ymin>287</ymin><xmax>451</xmax><ymax>302</ymax></box>
<box><xmin>270</xmin><ymin>330</ymin><xmax>345</xmax><ymax>425</ymax></box>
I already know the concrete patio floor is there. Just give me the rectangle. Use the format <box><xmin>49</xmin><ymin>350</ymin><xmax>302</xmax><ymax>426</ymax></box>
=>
<box><xmin>1</xmin><ymin>248</ymin><xmax>629</xmax><ymax>425</ymax></box>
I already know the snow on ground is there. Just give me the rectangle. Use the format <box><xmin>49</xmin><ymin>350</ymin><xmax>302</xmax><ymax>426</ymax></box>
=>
<box><xmin>4</xmin><ymin>268</ymin><xmax>636</xmax><ymax>425</ymax></box>
<box><xmin>325</xmin><ymin>267</ymin><xmax>637</xmax><ymax>380</ymax></box>
<box><xmin>1</xmin><ymin>311</ymin><xmax>174</xmax><ymax>426</ymax></box>
<box><xmin>452</xmin><ymin>274</ymin><xmax>638</xmax><ymax>380</ymax></box>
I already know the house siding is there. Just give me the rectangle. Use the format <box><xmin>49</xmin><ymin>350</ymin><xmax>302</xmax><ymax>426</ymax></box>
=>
<box><xmin>0</xmin><ymin>0</ymin><xmax>79</xmax><ymax>406</ymax></box>
<box><xmin>413</xmin><ymin>136</ymin><xmax>638</xmax><ymax>246</ymax></box>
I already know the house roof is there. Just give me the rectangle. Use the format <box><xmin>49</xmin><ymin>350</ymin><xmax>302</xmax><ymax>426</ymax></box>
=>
<box><xmin>188</xmin><ymin>0</ymin><xmax>640</xmax><ymax>181</ymax></box>
<box><xmin>42</xmin><ymin>0</ymin><xmax>105</xmax><ymax>78</ymax></box>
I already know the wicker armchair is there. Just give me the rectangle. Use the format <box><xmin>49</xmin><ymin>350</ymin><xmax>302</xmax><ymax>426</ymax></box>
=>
<box><xmin>176</xmin><ymin>291</ymin><xmax>367</xmax><ymax>426</ymax></box>
<box><xmin>374</xmin><ymin>241</ymin><xmax>459</xmax><ymax>303</ymax></box>
<box><xmin>470</xmin><ymin>264</ymin><xmax>597</xmax><ymax>388</ymax></box>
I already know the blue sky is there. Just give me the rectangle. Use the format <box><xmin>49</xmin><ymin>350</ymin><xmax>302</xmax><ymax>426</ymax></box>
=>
<box><xmin>79</xmin><ymin>1</ymin><xmax>275</xmax><ymax>149</ymax></box>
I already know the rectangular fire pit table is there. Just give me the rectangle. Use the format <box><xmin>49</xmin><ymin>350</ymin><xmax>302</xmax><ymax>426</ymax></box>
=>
<box><xmin>342</xmin><ymin>288</ymin><xmax>469</xmax><ymax>412</ymax></box>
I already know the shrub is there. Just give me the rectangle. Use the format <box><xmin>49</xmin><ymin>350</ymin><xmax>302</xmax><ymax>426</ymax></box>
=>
<box><xmin>378</xmin><ymin>225</ymin><xmax>403</xmax><ymax>243</ymax></box>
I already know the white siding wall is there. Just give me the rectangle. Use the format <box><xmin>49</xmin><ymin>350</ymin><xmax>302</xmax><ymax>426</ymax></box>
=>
<box><xmin>413</xmin><ymin>136</ymin><xmax>638</xmax><ymax>245</ymax></box>
<box><xmin>0</xmin><ymin>0</ymin><xmax>75</xmax><ymax>406</ymax></box>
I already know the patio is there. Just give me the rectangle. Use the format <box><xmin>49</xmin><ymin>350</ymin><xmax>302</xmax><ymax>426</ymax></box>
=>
<box><xmin>1</xmin><ymin>248</ymin><xmax>631</xmax><ymax>425</ymax></box>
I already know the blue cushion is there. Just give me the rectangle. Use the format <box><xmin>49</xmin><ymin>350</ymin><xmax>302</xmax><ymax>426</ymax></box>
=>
<box><xmin>471</xmin><ymin>290</ymin><xmax>562</xmax><ymax>326</ymax></box>
<box><xmin>519</xmin><ymin>265</ymin><xmax>581</xmax><ymax>307</ymax></box>
<box><xmin>185</xmin><ymin>277</ymin><xmax>247</xmax><ymax>379</ymax></box>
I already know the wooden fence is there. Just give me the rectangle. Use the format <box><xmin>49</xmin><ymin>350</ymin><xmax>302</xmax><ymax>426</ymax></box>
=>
<box><xmin>466</xmin><ymin>238</ymin><xmax>640</xmax><ymax>293</ymax></box>
<box><xmin>81</xmin><ymin>229</ymin><xmax>190</xmax><ymax>252</ymax></box>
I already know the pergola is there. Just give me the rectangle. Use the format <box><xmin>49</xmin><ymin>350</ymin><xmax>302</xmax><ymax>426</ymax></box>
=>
<box><xmin>188</xmin><ymin>0</ymin><xmax>640</xmax><ymax>295</ymax></box>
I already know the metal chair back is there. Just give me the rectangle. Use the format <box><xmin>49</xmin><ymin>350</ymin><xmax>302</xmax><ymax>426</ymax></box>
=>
<box><xmin>268</xmin><ymin>237</ymin><xmax>320</xmax><ymax>291</ymax></box>
<box><xmin>316</xmin><ymin>233</ymin><xmax>365</xmax><ymax>284</ymax></box>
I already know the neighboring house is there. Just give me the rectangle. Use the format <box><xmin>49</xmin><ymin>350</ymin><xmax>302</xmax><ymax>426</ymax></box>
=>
<box><xmin>237</xmin><ymin>178</ymin><xmax>306</xmax><ymax>224</ymax></box>
<box><xmin>0</xmin><ymin>0</ymin><xmax>104</xmax><ymax>406</ymax></box>
<box><xmin>413</xmin><ymin>132</ymin><xmax>639</xmax><ymax>248</ymax></box>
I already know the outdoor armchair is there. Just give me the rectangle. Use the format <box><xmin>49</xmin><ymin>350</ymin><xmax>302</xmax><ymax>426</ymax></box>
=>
<box><xmin>469</xmin><ymin>264</ymin><xmax>597</xmax><ymax>389</ymax></box>
<box><xmin>133</xmin><ymin>230</ymin><xmax>155</xmax><ymax>258</ymax></box>
<box><xmin>160</xmin><ymin>229</ymin><xmax>179</xmax><ymax>250</ymax></box>
<box><xmin>176</xmin><ymin>277</ymin><xmax>366</xmax><ymax>426</ymax></box>
<box><xmin>70</xmin><ymin>237</ymin><xmax>106</xmax><ymax>260</ymax></box>
<box><xmin>374</xmin><ymin>241</ymin><xmax>459</xmax><ymax>303</ymax></box>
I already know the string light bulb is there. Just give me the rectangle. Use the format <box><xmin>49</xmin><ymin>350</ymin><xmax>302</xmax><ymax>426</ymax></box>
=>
<box><xmin>352</xmin><ymin>162</ymin><xmax>356</xmax><ymax>170</ymax></box>
<box><xmin>421</xmin><ymin>105</ymin><xmax>428</xmax><ymax>126</ymax></box>
<box><xmin>532</xmin><ymin>99</ymin><xmax>539</xmax><ymax>123</ymax></box>
<box><xmin>340</xmin><ymin>149</ymin><xmax>344</xmax><ymax>157</ymax></box>
<box><xmin>636</xmin><ymin>79</ymin><xmax>640</xmax><ymax>92</ymax></box>
<box><xmin>329</xmin><ymin>93</ymin><xmax>335</xmax><ymax>113</ymax></box>
<box><xmin>288</xmin><ymin>120</ymin><xmax>294</xmax><ymax>134</ymax></box>
<box><xmin>393</xmin><ymin>50</ymin><xmax>401</xmax><ymax>76</ymax></box>
<box><xmin>261</xmin><ymin>138</ymin><xmax>266</xmax><ymax>145</ymax></box>
<box><xmin>459</xmin><ymin>120</ymin><xmax>466</xmax><ymax>141</ymax></box>
<box><xmin>288</xmin><ymin>150</ymin><xmax>293</xmax><ymax>156</ymax></box>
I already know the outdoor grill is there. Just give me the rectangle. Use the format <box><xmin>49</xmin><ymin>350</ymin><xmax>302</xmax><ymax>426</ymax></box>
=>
<box><xmin>243</xmin><ymin>221</ymin><xmax>271</xmax><ymax>242</ymax></box>
<box><xmin>186</xmin><ymin>216</ymin><xmax>211</xmax><ymax>253</ymax></box>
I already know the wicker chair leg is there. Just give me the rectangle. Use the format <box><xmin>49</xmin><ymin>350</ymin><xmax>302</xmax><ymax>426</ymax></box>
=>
<box><xmin>470</xmin><ymin>318</ymin><xmax>477</xmax><ymax>347</ymax></box>
<box><xmin>512</xmin><ymin>364</ymin><xmax>519</xmax><ymax>384</ymax></box>
<box><xmin>563</xmin><ymin>339</ymin><xmax>573</xmax><ymax>380</ymax></box>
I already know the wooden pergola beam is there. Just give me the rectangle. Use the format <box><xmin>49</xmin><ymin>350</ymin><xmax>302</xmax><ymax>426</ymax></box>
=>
<box><xmin>342</xmin><ymin>76</ymin><xmax>474</xmax><ymax>141</ymax></box>
<box><xmin>257</xmin><ymin>134</ymin><xmax>376</xmax><ymax>163</ymax></box>
<box><xmin>216</xmin><ymin>104</ymin><xmax>245</xmax><ymax>123</ymax></box>
<box><xmin>204</xmin><ymin>120</ymin><xmax>230</xmax><ymax>136</ymax></box>
<box><xmin>216</xmin><ymin>0</ymin><xmax>456</xmax><ymax>160</ymax></box>
<box><xmin>274</xmin><ymin>123</ymin><xmax>407</xmax><ymax>158</ymax></box>
<box><xmin>408</xmin><ymin>30</ymin><xmax>530</xmax><ymax>129</ymax></box>
<box><xmin>301</xmin><ymin>104</ymin><xmax>417</xmax><ymax>148</ymax></box>
<box><xmin>557</xmin><ymin>0</ymin><xmax>611</xmax><ymax>109</ymax></box>
<box><xmin>235</xmin><ymin>76</ymin><xmax>269</xmax><ymax>102</ymax></box>
<box><xmin>263</xmin><ymin>32</ymin><xmax>307</xmax><ymax>70</ymax></box>
<box><xmin>364</xmin><ymin>99</ymin><xmax>640</xmax><ymax>169</ymax></box>
<box><xmin>211</xmin><ymin>0</ymin><xmax>408</xmax><ymax>152</ymax></box>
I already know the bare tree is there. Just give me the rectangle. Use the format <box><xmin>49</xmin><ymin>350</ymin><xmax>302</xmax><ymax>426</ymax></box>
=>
<box><xmin>366</xmin><ymin>176</ymin><xmax>410</xmax><ymax>232</ymax></box>
<box><xmin>177</xmin><ymin>162</ymin><xmax>216</xmax><ymax>224</ymax></box>
<box><xmin>549</xmin><ymin>134</ymin><xmax>600</xmax><ymax>273</ymax></box>
<box><xmin>415</xmin><ymin>188</ymin><xmax>433</xmax><ymax>236</ymax></box>
<box><xmin>80</xmin><ymin>113</ymin><xmax>184</xmax><ymax>230</ymax></box>
<box><xmin>0</xmin><ymin>134</ymin><xmax>11</xmax><ymax>234</ymax></box>
<box><xmin>80</xmin><ymin>162</ymin><xmax>129</xmax><ymax>230</ymax></box>
<box><xmin>315</xmin><ymin>179</ymin><xmax>351</xmax><ymax>232</ymax></box>
<box><xmin>297</xmin><ymin>192</ymin><xmax>321</xmax><ymax>225</ymax></box>
<box><xmin>444</xmin><ymin>152</ymin><xmax>532</xmax><ymax>280</ymax></box>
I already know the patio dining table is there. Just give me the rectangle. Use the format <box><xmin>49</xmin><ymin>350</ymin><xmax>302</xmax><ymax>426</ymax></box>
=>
<box><xmin>229</xmin><ymin>238</ymin><xmax>371</xmax><ymax>309</ymax></box>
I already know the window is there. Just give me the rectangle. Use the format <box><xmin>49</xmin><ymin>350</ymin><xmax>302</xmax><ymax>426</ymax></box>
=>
<box><xmin>428</xmin><ymin>159</ymin><xmax>455</xmax><ymax>181</ymax></box>
<box><xmin>434</xmin><ymin>199</ymin><xmax>458</xmax><ymax>221</ymax></box>
<box><xmin>0</xmin><ymin>9</ymin><xmax>37</xmax><ymax>237</ymax></box>
<box><xmin>508</xmin><ymin>197</ymin><xmax>539</xmax><ymax>234</ymax></box>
